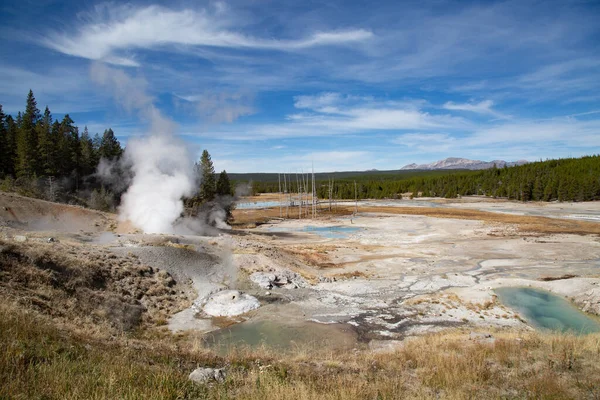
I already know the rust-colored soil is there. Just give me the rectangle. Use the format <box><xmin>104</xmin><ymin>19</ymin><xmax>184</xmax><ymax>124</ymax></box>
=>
<box><xmin>233</xmin><ymin>201</ymin><xmax>600</xmax><ymax>236</ymax></box>
<box><xmin>0</xmin><ymin>192</ymin><xmax>116</xmax><ymax>232</ymax></box>
<box><xmin>352</xmin><ymin>206</ymin><xmax>600</xmax><ymax>235</ymax></box>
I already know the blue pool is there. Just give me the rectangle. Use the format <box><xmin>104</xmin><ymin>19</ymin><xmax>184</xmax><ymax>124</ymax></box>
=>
<box><xmin>495</xmin><ymin>287</ymin><xmax>600</xmax><ymax>334</ymax></box>
<box><xmin>268</xmin><ymin>225</ymin><xmax>362</xmax><ymax>239</ymax></box>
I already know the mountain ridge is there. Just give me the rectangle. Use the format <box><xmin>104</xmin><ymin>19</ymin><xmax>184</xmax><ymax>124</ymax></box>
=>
<box><xmin>401</xmin><ymin>157</ymin><xmax>528</xmax><ymax>171</ymax></box>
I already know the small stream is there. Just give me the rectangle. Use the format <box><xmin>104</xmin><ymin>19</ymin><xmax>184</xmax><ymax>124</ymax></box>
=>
<box><xmin>495</xmin><ymin>287</ymin><xmax>600</xmax><ymax>334</ymax></box>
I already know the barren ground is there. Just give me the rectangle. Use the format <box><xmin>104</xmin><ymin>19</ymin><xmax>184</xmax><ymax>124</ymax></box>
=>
<box><xmin>2</xmin><ymin>191</ymin><xmax>600</xmax><ymax>350</ymax></box>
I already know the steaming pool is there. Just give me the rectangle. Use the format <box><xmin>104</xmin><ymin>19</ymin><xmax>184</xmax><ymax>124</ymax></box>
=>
<box><xmin>236</xmin><ymin>201</ymin><xmax>281</xmax><ymax>209</ymax></box>
<box><xmin>202</xmin><ymin>320</ymin><xmax>356</xmax><ymax>354</ymax></box>
<box><xmin>495</xmin><ymin>287</ymin><xmax>600</xmax><ymax>334</ymax></box>
<box><xmin>267</xmin><ymin>225</ymin><xmax>362</xmax><ymax>239</ymax></box>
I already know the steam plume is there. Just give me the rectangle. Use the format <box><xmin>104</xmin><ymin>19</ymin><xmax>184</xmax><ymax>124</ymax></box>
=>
<box><xmin>119</xmin><ymin>135</ymin><xmax>195</xmax><ymax>233</ymax></box>
<box><xmin>91</xmin><ymin>63</ymin><xmax>196</xmax><ymax>233</ymax></box>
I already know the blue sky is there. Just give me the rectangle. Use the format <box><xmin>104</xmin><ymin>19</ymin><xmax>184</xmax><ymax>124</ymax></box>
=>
<box><xmin>1</xmin><ymin>0</ymin><xmax>599</xmax><ymax>172</ymax></box>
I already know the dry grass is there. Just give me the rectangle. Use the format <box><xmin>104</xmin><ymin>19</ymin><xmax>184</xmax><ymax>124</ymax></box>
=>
<box><xmin>282</xmin><ymin>247</ymin><xmax>339</xmax><ymax>269</ymax></box>
<box><xmin>330</xmin><ymin>270</ymin><xmax>371</xmax><ymax>280</ymax></box>
<box><xmin>2</xmin><ymin>299</ymin><xmax>600</xmax><ymax>400</ymax></box>
<box><xmin>3</xmin><ymin>200</ymin><xmax>600</xmax><ymax>398</ymax></box>
<box><xmin>1</xmin><ymin>241</ymin><xmax>599</xmax><ymax>398</ymax></box>
<box><xmin>0</xmin><ymin>239</ymin><xmax>191</xmax><ymax>336</ymax></box>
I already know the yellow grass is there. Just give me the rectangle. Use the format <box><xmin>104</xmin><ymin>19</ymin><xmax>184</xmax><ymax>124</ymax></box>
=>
<box><xmin>2</xmin><ymin>298</ymin><xmax>600</xmax><ymax>399</ymax></box>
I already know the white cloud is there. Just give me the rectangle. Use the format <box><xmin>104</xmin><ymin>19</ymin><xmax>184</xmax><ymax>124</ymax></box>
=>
<box><xmin>468</xmin><ymin>119</ymin><xmax>600</xmax><ymax>148</ymax></box>
<box><xmin>42</xmin><ymin>5</ymin><xmax>373</xmax><ymax>66</ymax></box>
<box><xmin>392</xmin><ymin>133</ymin><xmax>457</xmax><ymax>153</ymax></box>
<box><xmin>294</xmin><ymin>92</ymin><xmax>344</xmax><ymax>111</ymax></box>
<box><xmin>392</xmin><ymin>117</ymin><xmax>600</xmax><ymax>159</ymax></box>
<box><xmin>451</xmin><ymin>58</ymin><xmax>600</xmax><ymax>105</ymax></box>
<box><xmin>442</xmin><ymin>100</ymin><xmax>508</xmax><ymax>119</ymax></box>
<box><xmin>177</xmin><ymin>91</ymin><xmax>256</xmax><ymax>123</ymax></box>
<box><xmin>518</xmin><ymin>58</ymin><xmax>600</xmax><ymax>84</ymax></box>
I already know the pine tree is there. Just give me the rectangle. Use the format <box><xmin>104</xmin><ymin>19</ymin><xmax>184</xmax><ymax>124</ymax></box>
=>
<box><xmin>216</xmin><ymin>170</ymin><xmax>231</xmax><ymax>196</ymax></box>
<box><xmin>50</xmin><ymin>121</ymin><xmax>62</xmax><ymax>174</ymax></box>
<box><xmin>98</xmin><ymin>128</ymin><xmax>122</xmax><ymax>160</ymax></box>
<box><xmin>4</xmin><ymin>115</ymin><xmax>17</xmax><ymax>177</ymax></box>
<box><xmin>57</xmin><ymin>115</ymin><xmax>79</xmax><ymax>177</ymax></box>
<box><xmin>199</xmin><ymin>150</ymin><xmax>216</xmax><ymax>202</ymax></box>
<box><xmin>16</xmin><ymin>90</ymin><xmax>40</xmax><ymax>177</ymax></box>
<box><xmin>79</xmin><ymin>126</ymin><xmax>97</xmax><ymax>176</ymax></box>
<box><xmin>92</xmin><ymin>133</ymin><xmax>102</xmax><ymax>155</ymax></box>
<box><xmin>37</xmin><ymin>106</ymin><xmax>55</xmax><ymax>176</ymax></box>
<box><xmin>0</xmin><ymin>105</ymin><xmax>7</xmax><ymax>177</ymax></box>
<box><xmin>532</xmin><ymin>177</ymin><xmax>543</xmax><ymax>201</ymax></box>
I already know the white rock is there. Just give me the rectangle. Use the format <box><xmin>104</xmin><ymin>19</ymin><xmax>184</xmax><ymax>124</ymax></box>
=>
<box><xmin>203</xmin><ymin>290</ymin><xmax>260</xmax><ymax>317</ymax></box>
<box><xmin>250</xmin><ymin>272</ymin><xmax>274</xmax><ymax>289</ymax></box>
<box><xmin>189</xmin><ymin>367</ymin><xmax>226</xmax><ymax>384</ymax></box>
<box><xmin>13</xmin><ymin>235</ymin><xmax>27</xmax><ymax>242</ymax></box>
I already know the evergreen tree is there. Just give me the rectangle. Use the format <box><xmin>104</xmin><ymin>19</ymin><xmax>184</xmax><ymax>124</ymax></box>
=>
<box><xmin>92</xmin><ymin>133</ymin><xmax>102</xmax><ymax>156</ymax></box>
<box><xmin>16</xmin><ymin>90</ymin><xmax>40</xmax><ymax>177</ymax></box>
<box><xmin>532</xmin><ymin>177</ymin><xmax>543</xmax><ymax>201</ymax></box>
<box><xmin>199</xmin><ymin>149</ymin><xmax>216</xmax><ymax>202</ymax></box>
<box><xmin>0</xmin><ymin>105</ymin><xmax>6</xmax><ymax>177</ymax></box>
<box><xmin>98</xmin><ymin>128</ymin><xmax>122</xmax><ymax>160</ymax></box>
<box><xmin>36</xmin><ymin>106</ymin><xmax>55</xmax><ymax>176</ymax></box>
<box><xmin>79</xmin><ymin>126</ymin><xmax>97</xmax><ymax>176</ymax></box>
<box><xmin>216</xmin><ymin>170</ymin><xmax>231</xmax><ymax>196</ymax></box>
<box><xmin>57</xmin><ymin>115</ymin><xmax>79</xmax><ymax>177</ymax></box>
<box><xmin>50</xmin><ymin>121</ymin><xmax>61</xmax><ymax>174</ymax></box>
<box><xmin>4</xmin><ymin>115</ymin><xmax>17</xmax><ymax>177</ymax></box>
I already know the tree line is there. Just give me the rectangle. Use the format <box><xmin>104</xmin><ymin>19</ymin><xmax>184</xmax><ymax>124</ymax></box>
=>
<box><xmin>0</xmin><ymin>90</ymin><xmax>232</xmax><ymax>216</ymax></box>
<box><xmin>251</xmin><ymin>155</ymin><xmax>600</xmax><ymax>202</ymax></box>
<box><xmin>0</xmin><ymin>90</ymin><xmax>125</xmax><ymax>207</ymax></box>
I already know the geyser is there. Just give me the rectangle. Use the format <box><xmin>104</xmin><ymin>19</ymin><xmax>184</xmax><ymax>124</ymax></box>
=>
<box><xmin>119</xmin><ymin>135</ymin><xmax>195</xmax><ymax>234</ymax></box>
<box><xmin>91</xmin><ymin>62</ymin><xmax>234</xmax><ymax>234</ymax></box>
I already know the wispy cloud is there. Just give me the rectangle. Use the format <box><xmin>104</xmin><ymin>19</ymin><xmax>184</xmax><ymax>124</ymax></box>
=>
<box><xmin>286</xmin><ymin>93</ymin><xmax>463</xmax><ymax>133</ymax></box>
<box><xmin>443</xmin><ymin>100</ymin><xmax>508</xmax><ymax>119</ymax></box>
<box><xmin>176</xmin><ymin>90</ymin><xmax>256</xmax><ymax>123</ymax></box>
<box><xmin>451</xmin><ymin>57</ymin><xmax>600</xmax><ymax>105</ymax></box>
<box><xmin>41</xmin><ymin>5</ymin><xmax>373</xmax><ymax>66</ymax></box>
<box><xmin>391</xmin><ymin>117</ymin><xmax>600</xmax><ymax>161</ymax></box>
<box><xmin>392</xmin><ymin>133</ymin><xmax>457</xmax><ymax>153</ymax></box>
<box><xmin>2</xmin><ymin>0</ymin><xmax>599</xmax><ymax>173</ymax></box>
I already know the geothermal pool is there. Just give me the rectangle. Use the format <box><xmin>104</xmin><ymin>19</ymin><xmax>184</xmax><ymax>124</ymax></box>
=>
<box><xmin>495</xmin><ymin>287</ymin><xmax>600</xmax><ymax>334</ymax></box>
<box><xmin>267</xmin><ymin>225</ymin><xmax>362</xmax><ymax>239</ymax></box>
<box><xmin>236</xmin><ymin>201</ymin><xmax>282</xmax><ymax>209</ymax></box>
<box><xmin>203</xmin><ymin>320</ymin><xmax>356</xmax><ymax>354</ymax></box>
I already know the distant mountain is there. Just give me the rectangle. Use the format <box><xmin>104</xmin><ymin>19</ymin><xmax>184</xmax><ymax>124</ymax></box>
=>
<box><xmin>401</xmin><ymin>157</ymin><xmax>528</xmax><ymax>171</ymax></box>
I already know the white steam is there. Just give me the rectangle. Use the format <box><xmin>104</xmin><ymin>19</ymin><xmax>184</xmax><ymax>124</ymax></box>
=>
<box><xmin>91</xmin><ymin>62</ymin><xmax>196</xmax><ymax>233</ymax></box>
<box><xmin>119</xmin><ymin>135</ymin><xmax>195</xmax><ymax>233</ymax></box>
<box><xmin>92</xmin><ymin>62</ymin><xmax>236</xmax><ymax>234</ymax></box>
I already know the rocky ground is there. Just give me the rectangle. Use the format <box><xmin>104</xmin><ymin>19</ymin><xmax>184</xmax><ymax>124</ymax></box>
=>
<box><xmin>2</xmin><ymin>191</ymin><xmax>600</xmax><ymax>351</ymax></box>
<box><xmin>226</xmin><ymin>211</ymin><xmax>600</xmax><ymax>346</ymax></box>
